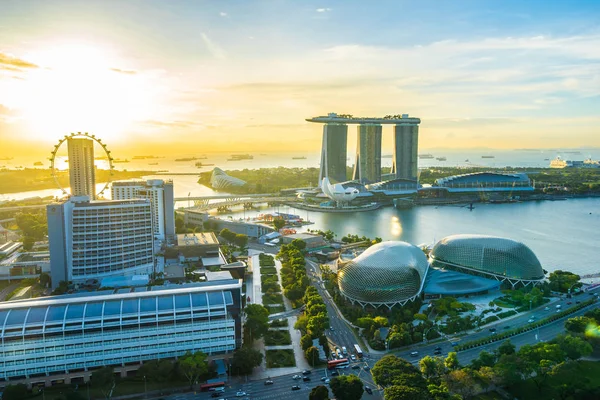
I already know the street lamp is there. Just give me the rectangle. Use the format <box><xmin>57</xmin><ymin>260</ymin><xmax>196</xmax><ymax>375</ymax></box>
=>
<box><xmin>143</xmin><ymin>375</ymin><xmax>147</xmax><ymax>398</ymax></box>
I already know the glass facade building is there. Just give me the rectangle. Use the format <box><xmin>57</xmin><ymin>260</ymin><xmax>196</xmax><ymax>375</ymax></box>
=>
<box><xmin>353</xmin><ymin>124</ymin><xmax>382</xmax><ymax>184</ymax></box>
<box><xmin>430</xmin><ymin>234</ymin><xmax>545</xmax><ymax>285</ymax></box>
<box><xmin>391</xmin><ymin>123</ymin><xmax>419</xmax><ymax>182</ymax></box>
<box><xmin>319</xmin><ymin>123</ymin><xmax>348</xmax><ymax>184</ymax></box>
<box><xmin>0</xmin><ymin>281</ymin><xmax>242</xmax><ymax>383</ymax></box>
<box><xmin>210</xmin><ymin>168</ymin><xmax>247</xmax><ymax>190</ymax></box>
<box><xmin>338</xmin><ymin>241</ymin><xmax>429</xmax><ymax>308</ymax></box>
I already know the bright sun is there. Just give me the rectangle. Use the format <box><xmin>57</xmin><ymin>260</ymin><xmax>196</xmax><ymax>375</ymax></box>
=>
<box><xmin>11</xmin><ymin>42</ymin><xmax>158</xmax><ymax>142</ymax></box>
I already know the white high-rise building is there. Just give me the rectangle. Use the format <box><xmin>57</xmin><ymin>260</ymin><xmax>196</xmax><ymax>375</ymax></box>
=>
<box><xmin>67</xmin><ymin>137</ymin><xmax>96</xmax><ymax>199</ymax></box>
<box><xmin>111</xmin><ymin>179</ymin><xmax>175</xmax><ymax>241</ymax></box>
<box><xmin>47</xmin><ymin>196</ymin><xmax>155</xmax><ymax>287</ymax></box>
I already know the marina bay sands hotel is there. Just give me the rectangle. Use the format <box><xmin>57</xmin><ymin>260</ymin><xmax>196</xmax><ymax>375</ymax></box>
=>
<box><xmin>306</xmin><ymin>113</ymin><xmax>421</xmax><ymax>185</ymax></box>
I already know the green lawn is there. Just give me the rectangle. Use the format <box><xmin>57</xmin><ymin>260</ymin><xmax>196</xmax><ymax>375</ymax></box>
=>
<box><xmin>507</xmin><ymin>360</ymin><xmax>600</xmax><ymax>399</ymax></box>
<box><xmin>265</xmin><ymin>305</ymin><xmax>286</xmax><ymax>314</ymax></box>
<box><xmin>263</xmin><ymin>293</ymin><xmax>284</xmax><ymax>305</ymax></box>
<box><xmin>270</xmin><ymin>318</ymin><xmax>289</xmax><ymax>328</ymax></box>
<box><xmin>264</xmin><ymin>329</ymin><xmax>292</xmax><ymax>346</ymax></box>
<box><xmin>261</xmin><ymin>282</ymin><xmax>281</xmax><ymax>293</ymax></box>
<box><xmin>266</xmin><ymin>349</ymin><xmax>296</xmax><ymax>368</ymax></box>
<box><xmin>261</xmin><ymin>274</ymin><xmax>279</xmax><ymax>285</ymax></box>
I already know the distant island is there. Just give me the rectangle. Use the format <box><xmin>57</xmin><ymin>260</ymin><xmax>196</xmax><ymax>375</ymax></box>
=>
<box><xmin>0</xmin><ymin>168</ymin><xmax>154</xmax><ymax>194</ymax></box>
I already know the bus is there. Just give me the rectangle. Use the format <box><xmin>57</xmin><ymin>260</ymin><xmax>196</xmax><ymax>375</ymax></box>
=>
<box><xmin>200</xmin><ymin>381</ymin><xmax>225</xmax><ymax>392</ymax></box>
<box><xmin>327</xmin><ymin>358</ymin><xmax>349</xmax><ymax>369</ymax></box>
<box><xmin>353</xmin><ymin>344</ymin><xmax>363</xmax><ymax>358</ymax></box>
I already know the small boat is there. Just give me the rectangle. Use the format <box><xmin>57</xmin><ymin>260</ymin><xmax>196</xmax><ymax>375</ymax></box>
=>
<box><xmin>230</xmin><ymin>154</ymin><xmax>253</xmax><ymax>160</ymax></box>
<box><xmin>292</xmin><ymin>156</ymin><xmax>307</xmax><ymax>160</ymax></box>
<box><xmin>33</xmin><ymin>161</ymin><xmax>43</xmax><ymax>166</ymax></box>
<box><xmin>436</xmin><ymin>157</ymin><xmax>447</xmax><ymax>161</ymax></box>
<box><xmin>419</xmin><ymin>154</ymin><xmax>434</xmax><ymax>159</ymax></box>
<box><xmin>481</xmin><ymin>155</ymin><xmax>495</xmax><ymax>159</ymax></box>
<box><xmin>175</xmin><ymin>157</ymin><xmax>198</xmax><ymax>162</ymax></box>
<box><xmin>113</xmin><ymin>159</ymin><xmax>130</xmax><ymax>163</ymax></box>
<box><xmin>465</xmin><ymin>159</ymin><xmax>469</xmax><ymax>162</ymax></box>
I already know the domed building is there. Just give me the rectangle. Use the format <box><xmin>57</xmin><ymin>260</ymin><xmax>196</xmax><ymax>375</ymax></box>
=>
<box><xmin>210</xmin><ymin>168</ymin><xmax>247</xmax><ymax>190</ymax></box>
<box><xmin>338</xmin><ymin>241</ymin><xmax>429</xmax><ymax>308</ymax></box>
<box><xmin>430</xmin><ymin>234</ymin><xmax>545</xmax><ymax>286</ymax></box>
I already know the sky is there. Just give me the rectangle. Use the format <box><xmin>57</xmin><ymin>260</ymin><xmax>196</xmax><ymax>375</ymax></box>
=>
<box><xmin>0</xmin><ymin>0</ymin><xmax>599</xmax><ymax>156</ymax></box>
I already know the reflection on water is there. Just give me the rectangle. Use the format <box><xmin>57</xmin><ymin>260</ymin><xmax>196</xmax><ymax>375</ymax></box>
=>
<box><xmin>223</xmin><ymin>198</ymin><xmax>600</xmax><ymax>276</ymax></box>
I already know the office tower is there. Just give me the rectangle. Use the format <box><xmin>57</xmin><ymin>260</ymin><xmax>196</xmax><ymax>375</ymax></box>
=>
<box><xmin>0</xmin><ymin>280</ymin><xmax>242</xmax><ymax>384</ymax></box>
<box><xmin>353</xmin><ymin>124</ymin><xmax>382</xmax><ymax>184</ymax></box>
<box><xmin>391</xmin><ymin>116</ymin><xmax>420</xmax><ymax>181</ymax></box>
<box><xmin>318</xmin><ymin>123</ymin><xmax>348</xmax><ymax>184</ymax></box>
<box><xmin>111</xmin><ymin>179</ymin><xmax>175</xmax><ymax>241</ymax></box>
<box><xmin>47</xmin><ymin>197</ymin><xmax>154</xmax><ymax>287</ymax></box>
<box><xmin>67</xmin><ymin>137</ymin><xmax>96</xmax><ymax>199</ymax></box>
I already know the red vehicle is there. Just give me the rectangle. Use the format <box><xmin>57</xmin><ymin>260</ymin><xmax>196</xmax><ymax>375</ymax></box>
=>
<box><xmin>200</xmin><ymin>381</ymin><xmax>225</xmax><ymax>392</ymax></box>
<box><xmin>327</xmin><ymin>358</ymin><xmax>349</xmax><ymax>369</ymax></box>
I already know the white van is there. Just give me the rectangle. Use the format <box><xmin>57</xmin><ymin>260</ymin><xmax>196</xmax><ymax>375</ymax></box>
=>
<box><xmin>556</xmin><ymin>304</ymin><xmax>562</xmax><ymax>309</ymax></box>
<box><xmin>341</xmin><ymin>346</ymin><xmax>348</xmax><ymax>355</ymax></box>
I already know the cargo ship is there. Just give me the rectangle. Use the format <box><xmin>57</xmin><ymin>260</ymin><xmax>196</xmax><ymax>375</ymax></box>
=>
<box><xmin>418</xmin><ymin>154</ymin><xmax>434</xmax><ymax>159</ymax></box>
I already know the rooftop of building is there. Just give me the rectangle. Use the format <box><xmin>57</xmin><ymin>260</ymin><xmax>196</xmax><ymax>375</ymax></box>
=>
<box><xmin>435</xmin><ymin>172</ymin><xmax>531</xmax><ymax>186</ymax></box>
<box><xmin>0</xmin><ymin>280</ymin><xmax>242</xmax><ymax>311</ymax></box>
<box><xmin>50</xmin><ymin>197</ymin><xmax>151</xmax><ymax>207</ymax></box>
<box><xmin>283</xmin><ymin>232</ymin><xmax>324</xmax><ymax>241</ymax></box>
<box><xmin>306</xmin><ymin>112</ymin><xmax>421</xmax><ymax>124</ymax></box>
<box><xmin>176</xmin><ymin>232</ymin><xmax>219</xmax><ymax>246</ymax></box>
<box><xmin>0</xmin><ymin>241</ymin><xmax>22</xmax><ymax>254</ymax></box>
<box><xmin>205</xmin><ymin>270</ymin><xmax>234</xmax><ymax>281</ymax></box>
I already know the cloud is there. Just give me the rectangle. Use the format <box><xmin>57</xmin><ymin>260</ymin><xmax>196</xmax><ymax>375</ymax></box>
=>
<box><xmin>201</xmin><ymin>33</ymin><xmax>226</xmax><ymax>60</ymax></box>
<box><xmin>219</xmin><ymin>12</ymin><xmax>227</xmax><ymax>17</ymax></box>
<box><xmin>0</xmin><ymin>52</ymin><xmax>38</xmax><ymax>69</ymax></box>
<box><xmin>316</xmin><ymin>8</ymin><xmax>332</xmax><ymax>12</ymax></box>
<box><xmin>110</xmin><ymin>67</ymin><xmax>137</xmax><ymax>75</ymax></box>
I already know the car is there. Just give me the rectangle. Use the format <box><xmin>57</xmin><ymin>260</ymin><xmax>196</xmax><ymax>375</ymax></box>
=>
<box><xmin>331</xmin><ymin>370</ymin><xmax>339</xmax><ymax>376</ymax></box>
<box><xmin>528</xmin><ymin>318</ymin><xmax>535</xmax><ymax>323</ymax></box>
<box><xmin>292</xmin><ymin>375</ymin><xmax>301</xmax><ymax>380</ymax></box>
<box><xmin>211</xmin><ymin>393</ymin><xmax>221</xmax><ymax>398</ymax></box>
<box><xmin>363</xmin><ymin>366</ymin><xmax>371</xmax><ymax>371</ymax></box>
<box><xmin>450</xmin><ymin>342</ymin><xmax>459</xmax><ymax>346</ymax></box>
<box><xmin>504</xmin><ymin>326</ymin><xmax>511</xmax><ymax>330</ymax></box>
<box><xmin>303</xmin><ymin>377</ymin><xmax>311</xmax><ymax>382</ymax></box>
<box><xmin>236</xmin><ymin>391</ymin><xmax>247</xmax><ymax>397</ymax></box>
<box><xmin>544</xmin><ymin>306</ymin><xmax>550</xmax><ymax>311</ymax></box>
<box><xmin>434</xmin><ymin>350</ymin><xmax>442</xmax><ymax>355</ymax></box>
<box><xmin>365</xmin><ymin>386</ymin><xmax>373</xmax><ymax>395</ymax></box>
<box><xmin>350</xmin><ymin>355</ymin><xmax>357</xmax><ymax>361</ymax></box>
<box><xmin>302</xmin><ymin>370</ymin><xmax>311</xmax><ymax>375</ymax></box>
<box><xmin>292</xmin><ymin>385</ymin><xmax>301</xmax><ymax>391</ymax></box>
<box><xmin>491</xmin><ymin>331</ymin><xmax>497</xmax><ymax>335</ymax></box>
<box><xmin>557</xmin><ymin>309</ymin><xmax>561</xmax><ymax>313</ymax></box>
<box><xmin>352</xmin><ymin>365</ymin><xmax>360</xmax><ymax>370</ymax></box>
<box><xmin>434</xmin><ymin>346</ymin><xmax>442</xmax><ymax>351</ymax></box>
<box><xmin>576</xmin><ymin>301</ymin><xmax>581</xmax><ymax>304</ymax></box>
<box><xmin>330</xmin><ymin>327</ymin><xmax>335</xmax><ymax>331</ymax></box>
<box><xmin>324</xmin><ymin>378</ymin><xmax>330</xmax><ymax>384</ymax></box>
<box><xmin>321</xmin><ymin>377</ymin><xmax>327</xmax><ymax>382</ymax></box>
<box><xmin>264</xmin><ymin>380</ymin><xmax>274</xmax><ymax>385</ymax></box>
<box><xmin>410</xmin><ymin>351</ymin><xmax>419</xmax><ymax>357</ymax></box>
<box><xmin>567</xmin><ymin>301</ymin><xmax>572</xmax><ymax>305</ymax></box>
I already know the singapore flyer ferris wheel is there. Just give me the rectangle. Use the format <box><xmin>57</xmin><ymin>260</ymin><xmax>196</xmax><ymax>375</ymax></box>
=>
<box><xmin>49</xmin><ymin>132</ymin><xmax>115</xmax><ymax>198</ymax></box>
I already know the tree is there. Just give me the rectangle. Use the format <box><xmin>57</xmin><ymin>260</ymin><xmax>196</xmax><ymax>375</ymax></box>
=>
<box><xmin>273</xmin><ymin>217</ymin><xmax>285</xmax><ymax>230</ymax></box>
<box><xmin>470</xmin><ymin>350</ymin><xmax>496</xmax><ymax>370</ymax></box>
<box><xmin>39</xmin><ymin>272</ymin><xmax>51</xmax><ymax>287</ymax></box>
<box><xmin>565</xmin><ymin>316</ymin><xmax>593</xmax><ymax>333</ymax></box>
<box><xmin>178</xmin><ymin>351</ymin><xmax>209</xmax><ymax>388</ymax></box>
<box><xmin>92</xmin><ymin>366</ymin><xmax>116</xmax><ymax>399</ymax></box>
<box><xmin>1</xmin><ymin>384</ymin><xmax>28</xmax><ymax>400</ymax></box>
<box><xmin>553</xmin><ymin>334</ymin><xmax>593</xmax><ymax>360</ymax></box>
<box><xmin>372</xmin><ymin>355</ymin><xmax>422</xmax><ymax>387</ymax></box>
<box><xmin>175</xmin><ymin>216</ymin><xmax>185</xmax><ymax>233</ymax></box>
<box><xmin>309</xmin><ymin>385</ymin><xmax>330</xmax><ymax>400</ymax></box>
<box><xmin>419</xmin><ymin>355</ymin><xmax>446</xmax><ymax>380</ymax></box>
<box><xmin>495</xmin><ymin>339</ymin><xmax>516</xmax><ymax>356</ymax></box>
<box><xmin>137</xmin><ymin>359</ymin><xmax>174</xmax><ymax>385</ymax></box>
<box><xmin>244</xmin><ymin>304</ymin><xmax>269</xmax><ymax>341</ymax></box>
<box><xmin>301</xmin><ymin>334</ymin><xmax>314</xmax><ymax>350</ymax></box>
<box><xmin>290</xmin><ymin>238</ymin><xmax>306</xmax><ymax>251</ymax></box>
<box><xmin>219</xmin><ymin>228</ymin><xmax>237</xmax><ymax>243</ymax></box>
<box><xmin>384</xmin><ymin>385</ymin><xmax>430</xmax><ymax>400</ymax></box>
<box><xmin>234</xmin><ymin>234</ymin><xmax>248</xmax><ymax>249</ymax></box>
<box><xmin>443</xmin><ymin>369</ymin><xmax>479</xmax><ymax>399</ymax></box>
<box><xmin>330</xmin><ymin>375</ymin><xmax>364</xmax><ymax>400</ymax></box>
<box><xmin>23</xmin><ymin>235</ymin><xmax>35</xmax><ymax>250</ymax></box>
<box><xmin>307</xmin><ymin>313</ymin><xmax>329</xmax><ymax>337</ymax></box>
<box><xmin>306</xmin><ymin>346</ymin><xmax>321</xmax><ymax>366</ymax></box>
<box><xmin>444</xmin><ymin>352</ymin><xmax>460</xmax><ymax>371</ymax></box>
<box><xmin>231</xmin><ymin>347</ymin><xmax>263</xmax><ymax>375</ymax></box>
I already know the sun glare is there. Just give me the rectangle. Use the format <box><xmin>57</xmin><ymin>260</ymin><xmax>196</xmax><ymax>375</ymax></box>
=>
<box><xmin>12</xmin><ymin>42</ymin><xmax>157</xmax><ymax>142</ymax></box>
